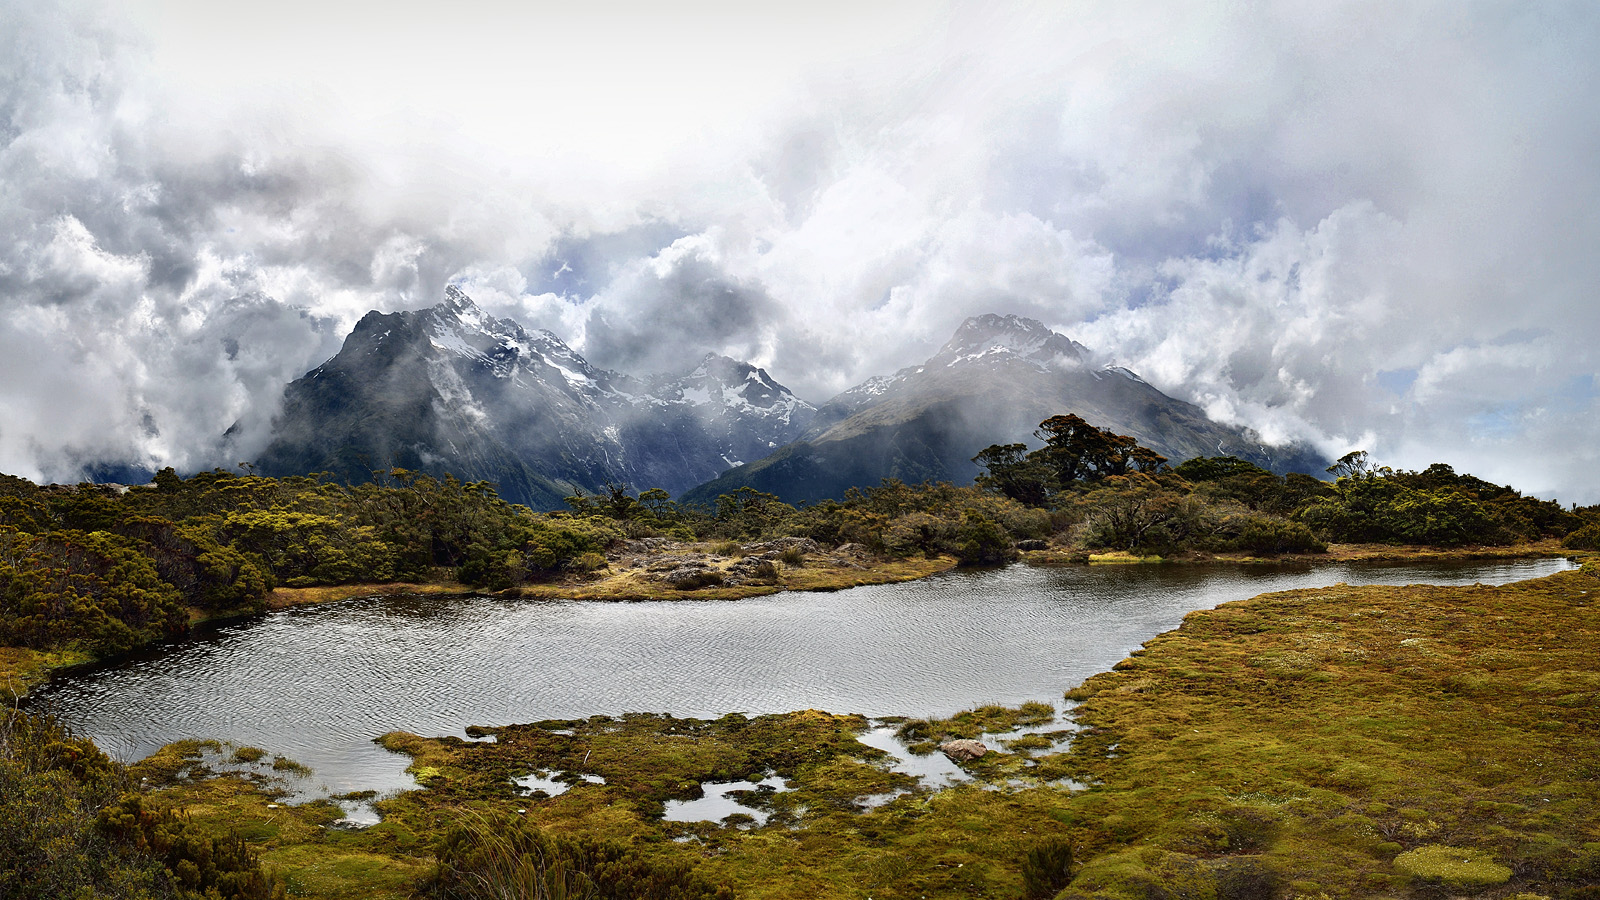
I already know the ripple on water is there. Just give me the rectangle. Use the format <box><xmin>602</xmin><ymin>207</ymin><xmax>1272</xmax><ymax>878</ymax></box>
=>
<box><xmin>30</xmin><ymin>557</ymin><xmax>1572</xmax><ymax>800</ymax></box>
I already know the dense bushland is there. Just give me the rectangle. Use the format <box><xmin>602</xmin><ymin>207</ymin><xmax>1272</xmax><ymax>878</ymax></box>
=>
<box><xmin>0</xmin><ymin>468</ymin><xmax>629</xmax><ymax>658</ymax></box>
<box><xmin>0</xmin><ymin>709</ymin><xmax>282</xmax><ymax>900</ymax></box>
<box><xmin>973</xmin><ymin>420</ymin><xmax>1590</xmax><ymax>555</ymax></box>
<box><xmin>0</xmin><ymin>466</ymin><xmax>1049</xmax><ymax>661</ymax></box>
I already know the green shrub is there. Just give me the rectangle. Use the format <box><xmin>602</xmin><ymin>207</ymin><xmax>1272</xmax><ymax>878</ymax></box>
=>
<box><xmin>2</xmin><ymin>711</ymin><xmax>281</xmax><ymax>900</ymax></box>
<box><xmin>954</xmin><ymin>512</ymin><xmax>1016</xmax><ymax>566</ymax></box>
<box><xmin>1562</xmin><ymin>523</ymin><xmax>1600</xmax><ymax>551</ymax></box>
<box><xmin>567</xmin><ymin>552</ymin><xmax>608</xmax><ymax>573</ymax></box>
<box><xmin>1226</xmin><ymin>516</ymin><xmax>1326</xmax><ymax>555</ymax></box>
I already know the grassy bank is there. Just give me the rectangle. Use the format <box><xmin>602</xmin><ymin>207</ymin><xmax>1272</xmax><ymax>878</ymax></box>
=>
<box><xmin>260</xmin><ymin>546</ymin><xmax>958</xmax><ymax>608</ymax></box>
<box><xmin>1047</xmin><ymin>556</ymin><xmax>1600</xmax><ymax>898</ymax></box>
<box><xmin>118</xmin><ymin>558</ymin><xmax>1600</xmax><ymax>899</ymax></box>
<box><xmin>0</xmin><ymin>644</ymin><xmax>91</xmax><ymax>701</ymax></box>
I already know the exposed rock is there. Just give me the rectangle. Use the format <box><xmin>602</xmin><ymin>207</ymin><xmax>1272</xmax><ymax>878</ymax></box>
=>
<box><xmin>622</xmin><ymin>538</ymin><xmax>673</xmax><ymax>554</ymax></box>
<box><xmin>645</xmin><ymin>554</ymin><xmax>715</xmax><ymax>572</ymax></box>
<box><xmin>1016</xmin><ymin>539</ymin><xmax>1050</xmax><ymax>551</ymax></box>
<box><xmin>724</xmin><ymin>557</ymin><xmax>780</xmax><ymax>586</ymax></box>
<box><xmin>939</xmin><ymin>739</ymin><xmax>988</xmax><ymax>762</ymax></box>
<box><xmin>740</xmin><ymin>537</ymin><xmax>820</xmax><ymax>556</ymax></box>
<box><xmin>662</xmin><ymin>566</ymin><xmax>724</xmax><ymax>590</ymax></box>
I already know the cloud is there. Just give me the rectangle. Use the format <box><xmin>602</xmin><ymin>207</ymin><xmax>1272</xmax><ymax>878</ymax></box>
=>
<box><xmin>2</xmin><ymin>0</ymin><xmax>1598</xmax><ymax>503</ymax></box>
<box><xmin>579</xmin><ymin>234</ymin><xmax>786</xmax><ymax>378</ymax></box>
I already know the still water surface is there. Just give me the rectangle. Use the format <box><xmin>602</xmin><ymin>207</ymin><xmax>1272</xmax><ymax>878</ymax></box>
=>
<box><xmin>34</xmin><ymin>557</ymin><xmax>1570</xmax><ymax>797</ymax></box>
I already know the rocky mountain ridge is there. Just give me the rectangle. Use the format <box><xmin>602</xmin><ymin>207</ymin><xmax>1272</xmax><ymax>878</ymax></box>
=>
<box><xmin>681</xmin><ymin>313</ymin><xmax>1326</xmax><ymax>505</ymax></box>
<box><xmin>256</xmin><ymin>286</ymin><xmax>816</xmax><ymax>508</ymax></box>
<box><xmin>258</xmin><ymin>291</ymin><xmax>1323</xmax><ymax>509</ymax></box>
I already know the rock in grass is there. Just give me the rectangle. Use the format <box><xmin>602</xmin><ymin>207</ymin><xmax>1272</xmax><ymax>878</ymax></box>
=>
<box><xmin>1393</xmin><ymin>845</ymin><xmax>1512</xmax><ymax>891</ymax></box>
<box><xmin>940</xmin><ymin>739</ymin><xmax>988</xmax><ymax>762</ymax></box>
<box><xmin>664</xmin><ymin>566</ymin><xmax>724</xmax><ymax>590</ymax></box>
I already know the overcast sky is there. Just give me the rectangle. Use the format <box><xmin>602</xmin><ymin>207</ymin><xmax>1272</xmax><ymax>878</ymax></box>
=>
<box><xmin>3</xmin><ymin>0</ymin><xmax>1598</xmax><ymax>502</ymax></box>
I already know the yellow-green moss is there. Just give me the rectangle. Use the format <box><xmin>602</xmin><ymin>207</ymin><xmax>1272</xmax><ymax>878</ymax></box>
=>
<box><xmin>1392</xmin><ymin>844</ymin><xmax>1512</xmax><ymax>890</ymax></box>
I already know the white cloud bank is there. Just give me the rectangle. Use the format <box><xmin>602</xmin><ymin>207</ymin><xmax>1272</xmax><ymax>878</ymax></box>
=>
<box><xmin>2</xmin><ymin>0</ymin><xmax>1598</xmax><ymax>503</ymax></box>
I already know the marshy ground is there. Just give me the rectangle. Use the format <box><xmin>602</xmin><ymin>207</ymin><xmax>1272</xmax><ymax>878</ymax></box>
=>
<box><xmin>121</xmin><ymin>554</ymin><xmax>1600</xmax><ymax>899</ymax></box>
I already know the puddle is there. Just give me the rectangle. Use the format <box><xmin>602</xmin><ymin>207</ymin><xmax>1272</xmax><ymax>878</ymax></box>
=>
<box><xmin>662</xmin><ymin>775</ymin><xmax>790</xmax><ymax>825</ymax></box>
<box><xmin>162</xmin><ymin>742</ymin><xmax>405</xmax><ymax>828</ymax></box>
<box><xmin>857</xmin><ymin>726</ymin><xmax>971</xmax><ymax>788</ymax></box>
<box><xmin>858</xmin><ymin>788</ymin><xmax>913</xmax><ymax>808</ymax></box>
<box><xmin>511</xmin><ymin>770</ymin><xmax>606</xmax><ymax>798</ymax></box>
<box><xmin>332</xmin><ymin>798</ymin><xmax>382</xmax><ymax>827</ymax></box>
<box><xmin>513</xmin><ymin>772</ymin><xmax>570</xmax><ymax>796</ymax></box>
<box><xmin>855</xmin><ymin>700</ymin><xmax>1083</xmax><ymax>799</ymax></box>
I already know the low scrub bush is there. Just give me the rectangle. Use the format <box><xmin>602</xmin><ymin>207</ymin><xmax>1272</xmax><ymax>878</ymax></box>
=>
<box><xmin>1562</xmin><ymin>523</ymin><xmax>1600</xmax><ymax>551</ymax></box>
<box><xmin>427</xmin><ymin>814</ymin><xmax>731</xmax><ymax>900</ymax></box>
<box><xmin>1021</xmin><ymin>836</ymin><xmax>1075</xmax><ymax>898</ymax></box>
<box><xmin>1</xmin><ymin>710</ymin><xmax>281</xmax><ymax>900</ymax></box>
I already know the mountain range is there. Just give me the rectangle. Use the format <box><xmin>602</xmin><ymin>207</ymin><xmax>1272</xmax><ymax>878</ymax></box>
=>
<box><xmin>256</xmin><ymin>288</ymin><xmax>1325</xmax><ymax>508</ymax></box>
<box><xmin>680</xmin><ymin>313</ymin><xmax>1326</xmax><ymax>505</ymax></box>
<box><xmin>255</xmin><ymin>287</ymin><xmax>815</xmax><ymax>508</ymax></box>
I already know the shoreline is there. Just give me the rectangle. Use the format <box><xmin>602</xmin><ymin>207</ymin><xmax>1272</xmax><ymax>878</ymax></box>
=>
<box><xmin>4</xmin><ymin>542</ymin><xmax>1571</xmax><ymax>703</ymax></box>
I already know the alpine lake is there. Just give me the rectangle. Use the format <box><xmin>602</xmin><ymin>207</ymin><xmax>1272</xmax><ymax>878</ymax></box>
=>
<box><xmin>30</xmin><ymin>554</ymin><xmax>1572</xmax><ymax>828</ymax></box>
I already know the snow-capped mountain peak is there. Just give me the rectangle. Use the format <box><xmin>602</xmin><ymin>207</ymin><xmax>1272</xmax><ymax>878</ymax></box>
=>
<box><xmin>651</xmin><ymin>353</ymin><xmax>816</xmax><ymax>429</ymax></box>
<box><xmin>260</xmin><ymin>286</ymin><xmax>818</xmax><ymax>506</ymax></box>
<box><xmin>932</xmin><ymin>313</ymin><xmax>1088</xmax><ymax>369</ymax></box>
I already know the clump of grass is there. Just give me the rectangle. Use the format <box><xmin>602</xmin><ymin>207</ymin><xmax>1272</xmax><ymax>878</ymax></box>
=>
<box><xmin>232</xmin><ymin>746</ymin><xmax>267</xmax><ymax>763</ymax></box>
<box><xmin>895</xmin><ymin>701</ymin><xmax>1059</xmax><ymax>754</ymax></box>
<box><xmin>1021</xmin><ymin>836</ymin><xmax>1074</xmax><ymax>898</ymax></box>
<box><xmin>711</xmin><ymin>541</ymin><xmax>744</xmax><ymax>558</ymax></box>
<box><xmin>779</xmin><ymin>546</ymin><xmax>806</xmax><ymax>567</ymax></box>
<box><xmin>271</xmin><ymin>756</ymin><xmax>311</xmax><ymax>776</ymax></box>
<box><xmin>1005</xmin><ymin>734</ymin><xmax>1055</xmax><ymax>753</ymax></box>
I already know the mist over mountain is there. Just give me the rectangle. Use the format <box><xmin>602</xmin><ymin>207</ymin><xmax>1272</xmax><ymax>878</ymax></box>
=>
<box><xmin>3</xmin><ymin>2</ymin><xmax>1598</xmax><ymax>503</ymax></box>
<box><xmin>683</xmin><ymin>314</ymin><xmax>1325</xmax><ymax>506</ymax></box>
<box><xmin>256</xmin><ymin>287</ymin><xmax>815</xmax><ymax>508</ymax></box>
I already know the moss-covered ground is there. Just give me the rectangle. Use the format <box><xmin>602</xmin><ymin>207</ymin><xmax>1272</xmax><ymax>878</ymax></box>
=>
<box><xmin>0</xmin><ymin>644</ymin><xmax>91</xmax><ymax>701</ymax></box>
<box><xmin>129</xmin><ymin>558</ymin><xmax>1600</xmax><ymax>899</ymax></box>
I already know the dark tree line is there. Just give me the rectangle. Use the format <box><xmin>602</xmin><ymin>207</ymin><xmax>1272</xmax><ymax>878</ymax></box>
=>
<box><xmin>972</xmin><ymin>422</ymin><xmax>1592</xmax><ymax>555</ymax></box>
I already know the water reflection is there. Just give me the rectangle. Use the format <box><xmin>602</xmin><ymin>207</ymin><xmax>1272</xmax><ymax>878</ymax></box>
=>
<box><xmin>662</xmin><ymin>775</ymin><xmax>791</xmax><ymax>825</ymax></box>
<box><xmin>31</xmin><ymin>557</ymin><xmax>1571</xmax><ymax>799</ymax></box>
